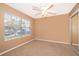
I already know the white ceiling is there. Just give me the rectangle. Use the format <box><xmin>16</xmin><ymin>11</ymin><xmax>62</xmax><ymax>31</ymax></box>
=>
<box><xmin>6</xmin><ymin>3</ymin><xmax>76</xmax><ymax>19</ymax></box>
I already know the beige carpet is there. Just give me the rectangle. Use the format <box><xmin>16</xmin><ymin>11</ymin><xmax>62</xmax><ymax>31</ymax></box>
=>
<box><xmin>2</xmin><ymin>40</ymin><xmax>78</xmax><ymax>56</ymax></box>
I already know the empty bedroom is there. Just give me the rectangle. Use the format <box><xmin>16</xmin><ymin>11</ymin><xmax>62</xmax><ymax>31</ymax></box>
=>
<box><xmin>0</xmin><ymin>3</ymin><xmax>79</xmax><ymax>56</ymax></box>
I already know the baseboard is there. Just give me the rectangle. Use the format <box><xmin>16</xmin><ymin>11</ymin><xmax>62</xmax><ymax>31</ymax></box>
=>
<box><xmin>0</xmin><ymin>39</ymin><xmax>34</xmax><ymax>55</ymax></box>
<box><xmin>35</xmin><ymin>38</ymin><xmax>69</xmax><ymax>45</ymax></box>
<box><xmin>72</xmin><ymin>44</ymin><xmax>78</xmax><ymax>46</ymax></box>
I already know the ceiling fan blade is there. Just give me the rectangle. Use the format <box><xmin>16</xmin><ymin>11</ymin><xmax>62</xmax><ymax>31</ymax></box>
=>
<box><xmin>41</xmin><ymin>12</ymin><xmax>48</xmax><ymax>17</ymax></box>
<box><xmin>47</xmin><ymin>4</ymin><xmax>53</xmax><ymax>10</ymax></box>
<box><xmin>42</xmin><ymin>4</ymin><xmax>53</xmax><ymax>15</ymax></box>
<box><xmin>32</xmin><ymin>6</ymin><xmax>41</xmax><ymax>11</ymax></box>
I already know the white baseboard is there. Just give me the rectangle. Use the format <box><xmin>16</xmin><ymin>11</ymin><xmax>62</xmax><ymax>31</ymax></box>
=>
<box><xmin>0</xmin><ymin>39</ymin><xmax>34</xmax><ymax>55</ymax></box>
<box><xmin>72</xmin><ymin>43</ymin><xmax>78</xmax><ymax>46</ymax></box>
<box><xmin>35</xmin><ymin>38</ymin><xmax>69</xmax><ymax>45</ymax></box>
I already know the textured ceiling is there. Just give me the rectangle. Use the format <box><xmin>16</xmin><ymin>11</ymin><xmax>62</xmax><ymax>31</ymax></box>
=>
<box><xmin>6</xmin><ymin>3</ymin><xmax>76</xmax><ymax>19</ymax></box>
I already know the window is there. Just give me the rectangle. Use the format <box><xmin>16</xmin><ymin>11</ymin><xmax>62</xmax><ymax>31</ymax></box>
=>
<box><xmin>4</xmin><ymin>12</ymin><xmax>31</xmax><ymax>41</ymax></box>
<box><xmin>4</xmin><ymin>13</ymin><xmax>15</xmax><ymax>41</ymax></box>
<box><xmin>22</xmin><ymin>19</ymin><xmax>31</xmax><ymax>37</ymax></box>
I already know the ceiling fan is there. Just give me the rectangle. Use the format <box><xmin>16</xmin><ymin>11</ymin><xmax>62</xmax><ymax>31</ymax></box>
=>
<box><xmin>32</xmin><ymin>4</ymin><xmax>56</xmax><ymax>16</ymax></box>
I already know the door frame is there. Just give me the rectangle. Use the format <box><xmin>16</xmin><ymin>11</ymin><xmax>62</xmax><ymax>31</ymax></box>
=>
<box><xmin>69</xmin><ymin>9</ymin><xmax>79</xmax><ymax>51</ymax></box>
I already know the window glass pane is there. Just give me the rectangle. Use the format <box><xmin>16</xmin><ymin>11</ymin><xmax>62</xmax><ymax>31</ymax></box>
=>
<box><xmin>14</xmin><ymin>16</ymin><xmax>22</xmax><ymax>38</ymax></box>
<box><xmin>21</xmin><ymin>19</ymin><xmax>31</xmax><ymax>35</ymax></box>
<box><xmin>27</xmin><ymin>20</ymin><xmax>31</xmax><ymax>27</ymax></box>
<box><xmin>4</xmin><ymin>13</ymin><xmax>16</xmax><ymax>40</ymax></box>
<box><xmin>21</xmin><ymin>19</ymin><xmax>27</xmax><ymax>35</ymax></box>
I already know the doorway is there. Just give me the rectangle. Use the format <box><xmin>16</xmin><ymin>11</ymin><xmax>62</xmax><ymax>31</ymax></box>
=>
<box><xmin>70</xmin><ymin>10</ymin><xmax>79</xmax><ymax>51</ymax></box>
